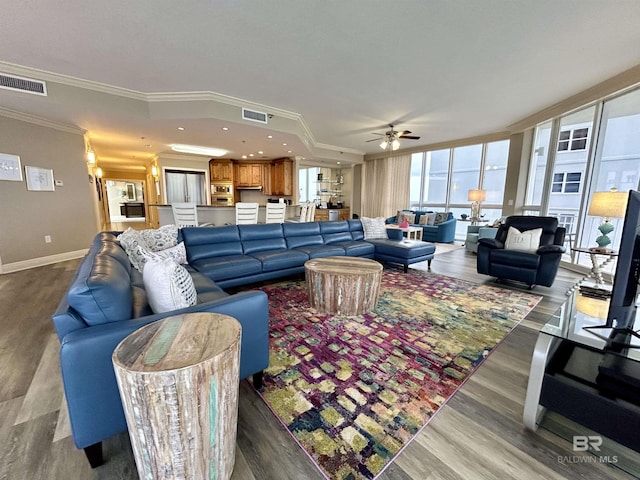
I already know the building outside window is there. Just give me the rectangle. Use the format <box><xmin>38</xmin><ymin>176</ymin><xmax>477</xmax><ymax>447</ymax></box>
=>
<box><xmin>524</xmin><ymin>86</ymin><xmax>640</xmax><ymax>271</ymax></box>
<box><xmin>558</xmin><ymin>127</ymin><xmax>589</xmax><ymax>151</ymax></box>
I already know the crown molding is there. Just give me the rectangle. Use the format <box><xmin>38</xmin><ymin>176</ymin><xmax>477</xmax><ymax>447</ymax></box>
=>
<box><xmin>0</xmin><ymin>106</ymin><xmax>83</xmax><ymax>134</ymax></box>
<box><xmin>0</xmin><ymin>61</ymin><xmax>360</xmax><ymax>160</ymax></box>
<box><xmin>0</xmin><ymin>61</ymin><xmax>145</xmax><ymax>100</ymax></box>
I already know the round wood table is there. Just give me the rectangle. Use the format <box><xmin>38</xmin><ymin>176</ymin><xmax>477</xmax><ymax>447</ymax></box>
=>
<box><xmin>112</xmin><ymin>312</ymin><xmax>241</xmax><ymax>480</ymax></box>
<box><xmin>305</xmin><ymin>256</ymin><xmax>383</xmax><ymax>315</ymax></box>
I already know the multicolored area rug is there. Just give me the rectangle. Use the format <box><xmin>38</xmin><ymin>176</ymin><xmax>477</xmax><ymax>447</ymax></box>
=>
<box><xmin>253</xmin><ymin>269</ymin><xmax>541</xmax><ymax>480</ymax></box>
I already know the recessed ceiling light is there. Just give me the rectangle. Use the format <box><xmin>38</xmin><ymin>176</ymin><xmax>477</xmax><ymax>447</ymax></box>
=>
<box><xmin>171</xmin><ymin>144</ymin><xmax>227</xmax><ymax>156</ymax></box>
<box><xmin>177</xmin><ymin>127</ymin><xmax>185</xmax><ymax>131</ymax></box>
<box><xmin>222</xmin><ymin>127</ymin><xmax>229</xmax><ymax>131</ymax></box>
<box><xmin>145</xmin><ymin>144</ymin><xmax>151</xmax><ymax>148</ymax></box>
<box><xmin>287</xmin><ymin>150</ymin><xmax>292</xmax><ymax>153</ymax></box>
<box><xmin>267</xmin><ymin>135</ymin><xmax>273</xmax><ymax>139</ymax></box>
<box><xmin>337</xmin><ymin>161</ymin><xmax>341</xmax><ymax>165</ymax></box>
<box><xmin>258</xmin><ymin>151</ymin><xmax>264</xmax><ymax>154</ymax></box>
<box><xmin>242</xmin><ymin>155</ymin><xmax>247</xmax><ymax>159</ymax></box>
<box><xmin>249</xmin><ymin>153</ymin><xmax>254</xmax><ymax>157</ymax></box>
<box><xmin>282</xmin><ymin>143</ymin><xmax>287</xmax><ymax>146</ymax></box>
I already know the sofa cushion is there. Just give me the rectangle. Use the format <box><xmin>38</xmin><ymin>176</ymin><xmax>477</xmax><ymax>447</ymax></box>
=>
<box><xmin>491</xmin><ymin>249</ymin><xmax>540</xmax><ymax>269</ymax></box>
<box><xmin>182</xmin><ymin>226</ymin><xmax>243</xmax><ymax>262</ymax></box>
<box><xmin>348</xmin><ymin>219</ymin><xmax>365</xmax><ymax>241</ymax></box>
<box><xmin>333</xmin><ymin>241</ymin><xmax>376</xmax><ymax>257</ymax></box>
<box><xmin>361</xmin><ymin>217</ymin><xmax>388</xmax><ymax>240</ymax></box>
<box><xmin>143</xmin><ymin>258</ymin><xmax>197</xmax><ymax>314</ymax></box>
<box><xmin>397</xmin><ymin>211</ymin><xmax>416</xmax><ymax>224</ymax></box>
<box><xmin>283</xmin><ymin>222</ymin><xmax>325</xmax><ymax>248</ymax></box>
<box><xmin>238</xmin><ymin>224</ymin><xmax>286</xmax><ymax>254</ymax></box>
<box><xmin>294</xmin><ymin>245</ymin><xmax>345</xmax><ymax>259</ymax></box>
<box><xmin>189</xmin><ymin>255</ymin><xmax>263</xmax><ymax>282</ymax></box>
<box><xmin>248</xmin><ymin>249</ymin><xmax>309</xmax><ymax>272</ymax></box>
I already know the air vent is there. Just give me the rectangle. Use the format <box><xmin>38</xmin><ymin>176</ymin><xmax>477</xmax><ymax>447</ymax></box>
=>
<box><xmin>242</xmin><ymin>107</ymin><xmax>268</xmax><ymax>124</ymax></box>
<box><xmin>0</xmin><ymin>73</ymin><xmax>47</xmax><ymax>96</ymax></box>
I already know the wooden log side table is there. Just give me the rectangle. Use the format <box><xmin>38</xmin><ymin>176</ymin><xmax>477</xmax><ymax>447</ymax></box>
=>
<box><xmin>305</xmin><ymin>256</ymin><xmax>383</xmax><ymax>315</ymax></box>
<box><xmin>112</xmin><ymin>312</ymin><xmax>241</xmax><ymax>480</ymax></box>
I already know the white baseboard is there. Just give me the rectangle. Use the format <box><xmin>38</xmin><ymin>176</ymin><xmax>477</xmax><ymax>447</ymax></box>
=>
<box><xmin>0</xmin><ymin>249</ymin><xmax>88</xmax><ymax>274</ymax></box>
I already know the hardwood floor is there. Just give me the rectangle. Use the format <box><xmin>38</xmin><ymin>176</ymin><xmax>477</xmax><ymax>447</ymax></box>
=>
<box><xmin>1</xmin><ymin>247</ymin><xmax>638</xmax><ymax>479</ymax></box>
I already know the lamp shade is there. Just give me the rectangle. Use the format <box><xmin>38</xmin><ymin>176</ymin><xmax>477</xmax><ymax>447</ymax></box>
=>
<box><xmin>468</xmin><ymin>189</ymin><xmax>486</xmax><ymax>202</ymax></box>
<box><xmin>587</xmin><ymin>189</ymin><xmax>628</xmax><ymax>219</ymax></box>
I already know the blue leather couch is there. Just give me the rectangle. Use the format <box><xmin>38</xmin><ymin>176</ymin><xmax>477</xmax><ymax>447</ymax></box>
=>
<box><xmin>52</xmin><ymin>232</ymin><xmax>270</xmax><ymax>467</ymax></box>
<box><xmin>52</xmin><ymin>220</ymin><xmax>435</xmax><ymax>467</ymax></box>
<box><xmin>385</xmin><ymin>211</ymin><xmax>457</xmax><ymax>243</ymax></box>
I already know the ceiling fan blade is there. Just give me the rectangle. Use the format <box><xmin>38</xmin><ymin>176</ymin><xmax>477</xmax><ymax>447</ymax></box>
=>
<box><xmin>366</xmin><ymin>138</ymin><xmax>384</xmax><ymax>142</ymax></box>
<box><xmin>397</xmin><ymin>130</ymin><xmax>412</xmax><ymax>136</ymax></box>
<box><xmin>399</xmin><ymin>135</ymin><xmax>420</xmax><ymax>140</ymax></box>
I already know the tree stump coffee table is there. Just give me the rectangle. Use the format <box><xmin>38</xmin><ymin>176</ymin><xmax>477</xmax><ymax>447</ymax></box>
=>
<box><xmin>112</xmin><ymin>312</ymin><xmax>241</xmax><ymax>480</ymax></box>
<box><xmin>305</xmin><ymin>256</ymin><xmax>383</xmax><ymax>315</ymax></box>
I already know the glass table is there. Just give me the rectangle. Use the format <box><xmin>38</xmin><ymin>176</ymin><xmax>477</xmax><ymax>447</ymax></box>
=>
<box><xmin>524</xmin><ymin>290</ymin><xmax>640</xmax><ymax>453</ymax></box>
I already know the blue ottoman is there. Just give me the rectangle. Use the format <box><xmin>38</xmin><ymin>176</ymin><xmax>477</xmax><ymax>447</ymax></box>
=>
<box><xmin>370</xmin><ymin>239</ymin><xmax>436</xmax><ymax>272</ymax></box>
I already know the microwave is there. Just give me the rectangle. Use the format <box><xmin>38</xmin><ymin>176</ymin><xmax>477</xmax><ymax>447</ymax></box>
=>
<box><xmin>212</xmin><ymin>183</ymin><xmax>232</xmax><ymax>194</ymax></box>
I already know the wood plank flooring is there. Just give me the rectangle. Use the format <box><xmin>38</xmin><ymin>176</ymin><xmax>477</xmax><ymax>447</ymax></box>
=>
<box><xmin>1</xmin><ymin>246</ymin><xmax>639</xmax><ymax>479</ymax></box>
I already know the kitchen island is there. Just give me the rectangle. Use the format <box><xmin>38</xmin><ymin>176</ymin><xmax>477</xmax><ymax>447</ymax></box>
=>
<box><xmin>150</xmin><ymin>204</ymin><xmax>300</xmax><ymax>226</ymax></box>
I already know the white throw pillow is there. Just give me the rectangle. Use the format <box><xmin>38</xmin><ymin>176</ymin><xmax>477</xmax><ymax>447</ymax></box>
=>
<box><xmin>135</xmin><ymin>242</ymin><xmax>188</xmax><ymax>272</ymax></box>
<box><xmin>504</xmin><ymin>227</ymin><xmax>543</xmax><ymax>253</ymax></box>
<box><xmin>361</xmin><ymin>217</ymin><xmax>388</xmax><ymax>240</ymax></box>
<box><xmin>143</xmin><ymin>258</ymin><xmax>197</xmax><ymax>313</ymax></box>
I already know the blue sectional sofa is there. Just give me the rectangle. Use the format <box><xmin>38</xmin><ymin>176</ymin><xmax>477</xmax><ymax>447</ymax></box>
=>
<box><xmin>52</xmin><ymin>219</ymin><xmax>435</xmax><ymax>467</ymax></box>
<box><xmin>385</xmin><ymin>210</ymin><xmax>457</xmax><ymax>243</ymax></box>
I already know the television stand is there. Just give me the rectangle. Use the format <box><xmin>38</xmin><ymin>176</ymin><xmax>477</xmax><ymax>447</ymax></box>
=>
<box><xmin>524</xmin><ymin>291</ymin><xmax>640</xmax><ymax>452</ymax></box>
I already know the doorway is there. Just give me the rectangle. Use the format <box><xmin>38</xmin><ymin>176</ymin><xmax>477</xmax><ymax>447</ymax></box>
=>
<box><xmin>105</xmin><ymin>180</ymin><xmax>146</xmax><ymax>223</ymax></box>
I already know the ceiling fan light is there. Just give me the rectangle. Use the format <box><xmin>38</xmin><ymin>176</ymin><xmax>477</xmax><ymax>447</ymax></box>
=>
<box><xmin>380</xmin><ymin>140</ymin><xmax>388</xmax><ymax>150</ymax></box>
<box><xmin>391</xmin><ymin>139</ymin><xmax>400</xmax><ymax>150</ymax></box>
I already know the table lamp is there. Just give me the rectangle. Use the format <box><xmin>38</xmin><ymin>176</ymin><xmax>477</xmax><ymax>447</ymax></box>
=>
<box><xmin>468</xmin><ymin>189</ymin><xmax>486</xmax><ymax>221</ymax></box>
<box><xmin>587</xmin><ymin>188</ymin><xmax>628</xmax><ymax>250</ymax></box>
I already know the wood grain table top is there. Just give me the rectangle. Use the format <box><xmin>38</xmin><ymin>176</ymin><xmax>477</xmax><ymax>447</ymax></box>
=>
<box><xmin>113</xmin><ymin>312</ymin><xmax>241</xmax><ymax>373</ymax></box>
<box><xmin>304</xmin><ymin>256</ymin><xmax>383</xmax><ymax>275</ymax></box>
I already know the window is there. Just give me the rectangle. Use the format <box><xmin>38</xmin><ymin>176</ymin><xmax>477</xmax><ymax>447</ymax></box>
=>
<box><xmin>551</xmin><ymin>172</ymin><xmax>582</xmax><ymax>193</ymax></box>
<box><xmin>558</xmin><ymin>127</ymin><xmax>589</xmax><ymax>151</ymax></box>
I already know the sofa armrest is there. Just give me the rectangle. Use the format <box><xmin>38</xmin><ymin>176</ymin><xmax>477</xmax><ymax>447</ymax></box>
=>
<box><xmin>385</xmin><ymin>216</ymin><xmax>397</xmax><ymax>224</ymax></box>
<box><xmin>59</xmin><ymin>290</ymin><xmax>269</xmax><ymax>449</ymax></box>
<box><xmin>478</xmin><ymin>237</ymin><xmax>504</xmax><ymax>249</ymax></box>
<box><xmin>537</xmin><ymin>244</ymin><xmax>566</xmax><ymax>255</ymax></box>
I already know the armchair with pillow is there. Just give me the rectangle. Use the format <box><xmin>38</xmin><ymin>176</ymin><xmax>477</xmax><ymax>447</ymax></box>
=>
<box><xmin>385</xmin><ymin>210</ymin><xmax>457</xmax><ymax>243</ymax></box>
<box><xmin>476</xmin><ymin>215</ymin><xmax>566</xmax><ymax>288</ymax></box>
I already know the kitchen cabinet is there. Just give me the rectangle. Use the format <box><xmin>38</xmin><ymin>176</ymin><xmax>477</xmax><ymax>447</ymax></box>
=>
<box><xmin>314</xmin><ymin>208</ymin><xmax>350</xmax><ymax>222</ymax></box>
<box><xmin>210</xmin><ymin>159</ymin><xmax>233</xmax><ymax>182</ymax></box>
<box><xmin>235</xmin><ymin>163</ymin><xmax>263</xmax><ymax>187</ymax></box>
<box><xmin>262</xmin><ymin>163</ymin><xmax>272</xmax><ymax>195</ymax></box>
<box><xmin>270</xmin><ymin>158</ymin><xmax>293</xmax><ymax>196</ymax></box>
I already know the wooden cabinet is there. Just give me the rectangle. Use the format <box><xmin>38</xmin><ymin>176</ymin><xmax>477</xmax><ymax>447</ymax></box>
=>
<box><xmin>210</xmin><ymin>159</ymin><xmax>233</xmax><ymax>182</ymax></box>
<box><xmin>270</xmin><ymin>158</ymin><xmax>293</xmax><ymax>196</ymax></box>
<box><xmin>235</xmin><ymin>163</ymin><xmax>262</xmax><ymax>187</ymax></box>
<box><xmin>262</xmin><ymin>163</ymin><xmax>272</xmax><ymax>195</ymax></box>
<box><xmin>314</xmin><ymin>208</ymin><xmax>350</xmax><ymax>222</ymax></box>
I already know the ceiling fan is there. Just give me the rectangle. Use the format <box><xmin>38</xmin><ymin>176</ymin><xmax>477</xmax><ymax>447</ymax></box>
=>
<box><xmin>366</xmin><ymin>124</ymin><xmax>421</xmax><ymax>151</ymax></box>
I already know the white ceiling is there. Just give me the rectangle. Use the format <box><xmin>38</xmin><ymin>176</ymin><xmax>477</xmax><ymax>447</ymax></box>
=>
<box><xmin>1</xmin><ymin>0</ymin><xmax>640</xmax><ymax>170</ymax></box>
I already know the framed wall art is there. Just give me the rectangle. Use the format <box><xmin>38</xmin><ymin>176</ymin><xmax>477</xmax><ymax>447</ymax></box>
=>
<box><xmin>25</xmin><ymin>165</ymin><xmax>55</xmax><ymax>191</ymax></box>
<box><xmin>0</xmin><ymin>153</ymin><xmax>23</xmax><ymax>181</ymax></box>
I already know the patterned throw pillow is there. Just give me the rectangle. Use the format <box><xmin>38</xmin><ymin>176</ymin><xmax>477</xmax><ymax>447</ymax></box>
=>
<box><xmin>361</xmin><ymin>217</ymin><xmax>388</xmax><ymax>240</ymax></box>
<box><xmin>434</xmin><ymin>212</ymin><xmax>449</xmax><ymax>225</ymax></box>
<box><xmin>419</xmin><ymin>213</ymin><xmax>437</xmax><ymax>226</ymax></box>
<box><xmin>116</xmin><ymin>228</ymin><xmax>146</xmax><ymax>271</ymax></box>
<box><xmin>143</xmin><ymin>257</ymin><xmax>197</xmax><ymax>313</ymax></box>
<box><xmin>134</xmin><ymin>242</ymin><xmax>188</xmax><ymax>272</ymax></box>
<box><xmin>504</xmin><ymin>227</ymin><xmax>542</xmax><ymax>252</ymax></box>
<box><xmin>138</xmin><ymin>224</ymin><xmax>179</xmax><ymax>252</ymax></box>
<box><xmin>397</xmin><ymin>212</ymin><xmax>416</xmax><ymax>224</ymax></box>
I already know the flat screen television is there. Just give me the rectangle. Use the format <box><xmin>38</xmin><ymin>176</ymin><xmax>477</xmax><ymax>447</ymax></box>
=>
<box><xmin>607</xmin><ymin>189</ymin><xmax>640</xmax><ymax>332</ymax></box>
